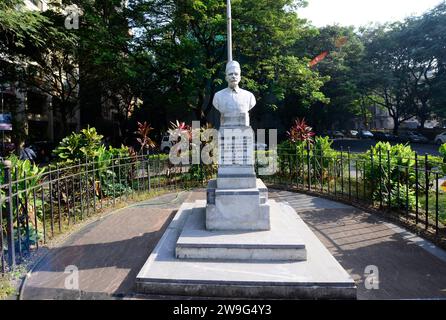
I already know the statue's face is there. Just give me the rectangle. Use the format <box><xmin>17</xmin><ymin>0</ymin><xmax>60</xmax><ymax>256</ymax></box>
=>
<box><xmin>226</xmin><ymin>67</ymin><xmax>241</xmax><ymax>89</ymax></box>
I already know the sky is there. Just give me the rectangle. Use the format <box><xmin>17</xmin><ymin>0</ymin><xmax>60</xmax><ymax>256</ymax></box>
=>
<box><xmin>298</xmin><ymin>0</ymin><xmax>444</xmax><ymax>27</ymax></box>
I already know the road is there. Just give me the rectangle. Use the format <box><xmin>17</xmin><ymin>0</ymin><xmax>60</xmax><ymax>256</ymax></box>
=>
<box><xmin>332</xmin><ymin>139</ymin><xmax>441</xmax><ymax>156</ymax></box>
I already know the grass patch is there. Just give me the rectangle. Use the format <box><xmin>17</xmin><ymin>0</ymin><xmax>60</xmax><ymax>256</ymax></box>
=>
<box><xmin>0</xmin><ymin>274</ymin><xmax>16</xmax><ymax>300</ymax></box>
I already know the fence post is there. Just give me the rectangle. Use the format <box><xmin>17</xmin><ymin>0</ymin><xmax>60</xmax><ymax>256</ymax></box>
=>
<box><xmin>435</xmin><ymin>172</ymin><xmax>439</xmax><ymax>237</ymax></box>
<box><xmin>306</xmin><ymin>141</ymin><xmax>311</xmax><ymax>191</ymax></box>
<box><xmin>387</xmin><ymin>149</ymin><xmax>391</xmax><ymax>209</ymax></box>
<box><xmin>3</xmin><ymin>160</ymin><xmax>15</xmax><ymax>269</ymax></box>
<box><xmin>0</xmin><ymin>183</ymin><xmax>4</xmax><ymax>273</ymax></box>
<box><xmin>56</xmin><ymin>163</ymin><xmax>62</xmax><ymax>232</ymax></box>
<box><xmin>425</xmin><ymin>154</ymin><xmax>429</xmax><ymax>230</ymax></box>
<box><xmin>23</xmin><ymin>170</ymin><xmax>30</xmax><ymax>251</ymax></box>
<box><xmin>320</xmin><ymin>148</ymin><xmax>324</xmax><ymax>193</ymax></box>
<box><xmin>415</xmin><ymin>153</ymin><xmax>419</xmax><ymax>225</ymax></box>
<box><xmin>378</xmin><ymin>146</ymin><xmax>384</xmax><ymax>209</ymax></box>
<box><xmin>405</xmin><ymin>166</ymin><xmax>409</xmax><ymax>215</ymax></box>
<box><xmin>370</xmin><ymin>152</ymin><xmax>374</xmax><ymax>205</ymax></box>
<box><xmin>147</xmin><ymin>150</ymin><xmax>151</xmax><ymax>193</ymax></box>
<box><xmin>77</xmin><ymin>160</ymin><xmax>83</xmax><ymax>219</ymax></box>
<box><xmin>14</xmin><ymin>166</ymin><xmax>21</xmax><ymax>258</ymax></box>
<box><xmin>340</xmin><ymin>147</ymin><xmax>344</xmax><ymax>196</ymax></box>
<box><xmin>347</xmin><ymin>148</ymin><xmax>351</xmax><ymax>200</ymax></box>
<box><xmin>111</xmin><ymin>155</ymin><xmax>116</xmax><ymax>207</ymax></box>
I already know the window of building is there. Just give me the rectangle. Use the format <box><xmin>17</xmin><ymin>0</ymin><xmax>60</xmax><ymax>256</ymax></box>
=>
<box><xmin>30</xmin><ymin>0</ymin><xmax>43</xmax><ymax>10</ymax></box>
<box><xmin>27</xmin><ymin>91</ymin><xmax>47</xmax><ymax>115</ymax></box>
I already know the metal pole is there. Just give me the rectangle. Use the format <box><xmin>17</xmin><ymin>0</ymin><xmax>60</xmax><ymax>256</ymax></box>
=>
<box><xmin>415</xmin><ymin>153</ymin><xmax>419</xmax><ymax>225</ymax></box>
<box><xmin>425</xmin><ymin>154</ymin><xmax>429</xmax><ymax>230</ymax></box>
<box><xmin>227</xmin><ymin>0</ymin><xmax>233</xmax><ymax>62</ymax></box>
<box><xmin>3</xmin><ymin>160</ymin><xmax>15</xmax><ymax>268</ymax></box>
<box><xmin>1</xmin><ymin>89</ymin><xmax>4</xmax><ymax>156</ymax></box>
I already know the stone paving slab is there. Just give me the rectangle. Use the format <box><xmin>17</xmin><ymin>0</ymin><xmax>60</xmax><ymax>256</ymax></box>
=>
<box><xmin>19</xmin><ymin>189</ymin><xmax>446</xmax><ymax>300</ymax></box>
<box><xmin>135</xmin><ymin>199</ymin><xmax>355</xmax><ymax>299</ymax></box>
<box><xmin>20</xmin><ymin>191</ymin><xmax>194</xmax><ymax>300</ymax></box>
<box><xmin>269</xmin><ymin>190</ymin><xmax>446</xmax><ymax>300</ymax></box>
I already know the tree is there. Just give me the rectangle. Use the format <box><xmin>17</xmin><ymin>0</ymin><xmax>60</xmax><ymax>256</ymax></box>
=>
<box><xmin>130</xmin><ymin>0</ymin><xmax>327</xmax><ymax>129</ymax></box>
<box><xmin>20</xmin><ymin>9</ymin><xmax>80</xmax><ymax>137</ymax></box>
<box><xmin>299</xmin><ymin>25</ymin><xmax>365</xmax><ymax>131</ymax></box>
<box><xmin>61</xmin><ymin>0</ymin><xmax>144</xmax><ymax>143</ymax></box>
<box><xmin>419</xmin><ymin>1</ymin><xmax>446</xmax><ymax>121</ymax></box>
<box><xmin>360</xmin><ymin>24</ymin><xmax>417</xmax><ymax>134</ymax></box>
<box><xmin>1</xmin><ymin>0</ymin><xmax>78</xmax><ymax>147</ymax></box>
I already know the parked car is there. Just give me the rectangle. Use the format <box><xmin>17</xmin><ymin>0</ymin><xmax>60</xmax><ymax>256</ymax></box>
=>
<box><xmin>398</xmin><ymin>132</ymin><xmax>429</xmax><ymax>144</ymax></box>
<box><xmin>254</xmin><ymin>142</ymin><xmax>267</xmax><ymax>150</ymax></box>
<box><xmin>372</xmin><ymin>132</ymin><xmax>387</xmax><ymax>141</ymax></box>
<box><xmin>160</xmin><ymin>134</ymin><xmax>173</xmax><ymax>153</ymax></box>
<box><xmin>332</xmin><ymin>131</ymin><xmax>345</xmax><ymax>139</ymax></box>
<box><xmin>359</xmin><ymin>130</ymin><xmax>374</xmax><ymax>139</ymax></box>
<box><xmin>411</xmin><ymin>133</ymin><xmax>429</xmax><ymax>143</ymax></box>
<box><xmin>347</xmin><ymin>130</ymin><xmax>359</xmax><ymax>138</ymax></box>
<box><xmin>435</xmin><ymin>132</ymin><xmax>446</xmax><ymax>145</ymax></box>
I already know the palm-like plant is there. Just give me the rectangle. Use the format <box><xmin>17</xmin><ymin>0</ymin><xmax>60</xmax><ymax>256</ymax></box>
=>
<box><xmin>287</xmin><ymin>118</ymin><xmax>315</xmax><ymax>144</ymax></box>
<box><xmin>135</xmin><ymin>121</ymin><xmax>156</xmax><ymax>154</ymax></box>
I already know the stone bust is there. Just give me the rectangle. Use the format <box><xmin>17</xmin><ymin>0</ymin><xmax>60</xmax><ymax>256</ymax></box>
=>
<box><xmin>213</xmin><ymin>61</ymin><xmax>256</xmax><ymax>127</ymax></box>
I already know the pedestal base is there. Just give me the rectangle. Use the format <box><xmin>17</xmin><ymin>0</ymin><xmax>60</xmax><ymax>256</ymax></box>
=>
<box><xmin>176</xmin><ymin>200</ymin><xmax>306</xmax><ymax>261</ymax></box>
<box><xmin>206</xmin><ymin>179</ymin><xmax>270</xmax><ymax>231</ymax></box>
<box><xmin>135</xmin><ymin>201</ymin><xmax>357</xmax><ymax>299</ymax></box>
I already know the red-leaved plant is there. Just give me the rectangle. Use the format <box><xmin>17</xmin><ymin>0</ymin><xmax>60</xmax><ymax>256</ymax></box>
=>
<box><xmin>135</xmin><ymin>121</ymin><xmax>156</xmax><ymax>154</ymax></box>
<box><xmin>287</xmin><ymin>118</ymin><xmax>315</xmax><ymax>144</ymax></box>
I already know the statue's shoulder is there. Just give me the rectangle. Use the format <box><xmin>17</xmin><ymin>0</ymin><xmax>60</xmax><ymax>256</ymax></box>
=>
<box><xmin>215</xmin><ymin>88</ymin><xmax>229</xmax><ymax>96</ymax></box>
<box><xmin>239</xmin><ymin>88</ymin><xmax>255</xmax><ymax>97</ymax></box>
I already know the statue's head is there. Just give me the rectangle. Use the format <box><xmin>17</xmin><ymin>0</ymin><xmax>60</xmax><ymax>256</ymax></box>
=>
<box><xmin>225</xmin><ymin>60</ymin><xmax>241</xmax><ymax>89</ymax></box>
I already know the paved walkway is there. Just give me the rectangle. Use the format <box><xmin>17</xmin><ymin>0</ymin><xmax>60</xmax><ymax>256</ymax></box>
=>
<box><xmin>21</xmin><ymin>189</ymin><xmax>446</xmax><ymax>300</ymax></box>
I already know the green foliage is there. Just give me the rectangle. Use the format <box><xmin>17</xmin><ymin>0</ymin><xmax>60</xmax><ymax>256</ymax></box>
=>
<box><xmin>0</xmin><ymin>155</ymin><xmax>45</xmax><ymax>242</ymax></box>
<box><xmin>364</xmin><ymin>142</ymin><xmax>418</xmax><ymax>206</ymax></box>
<box><xmin>130</xmin><ymin>0</ymin><xmax>327</xmax><ymax>124</ymax></box>
<box><xmin>439</xmin><ymin>143</ymin><xmax>446</xmax><ymax>162</ymax></box>
<box><xmin>0</xmin><ymin>274</ymin><xmax>15</xmax><ymax>299</ymax></box>
<box><xmin>186</xmin><ymin>164</ymin><xmax>217</xmax><ymax>182</ymax></box>
<box><xmin>300</xmin><ymin>25</ymin><xmax>366</xmax><ymax>130</ymax></box>
<box><xmin>54</xmin><ymin>127</ymin><xmax>104</xmax><ymax>163</ymax></box>
<box><xmin>380</xmin><ymin>183</ymin><xmax>417</xmax><ymax>211</ymax></box>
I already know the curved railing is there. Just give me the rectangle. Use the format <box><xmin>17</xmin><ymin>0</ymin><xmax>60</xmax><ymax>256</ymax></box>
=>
<box><xmin>0</xmin><ymin>154</ymin><xmax>214</xmax><ymax>274</ymax></box>
<box><xmin>260</xmin><ymin>147</ymin><xmax>445</xmax><ymax>243</ymax></box>
<box><xmin>1</xmin><ymin>147</ymin><xmax>445</xmax><ymax>274</ymax></box>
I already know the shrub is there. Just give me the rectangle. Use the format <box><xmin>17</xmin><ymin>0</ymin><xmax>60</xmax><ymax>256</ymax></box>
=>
<box><xmin>440</xmin><ymin>143</ymin><xmax>446</xmax><ymax>162</ymax></box>
<box><xmin>0</xmin><ymin>155</ymin><xmax>45</xmax><ymax>247</ymax></box>
<box><xmin>53</xmin><ymin>127</ymin><xmax>103</xmax><ymax>163</ymax></box>
<box><xmin>364</xmin><ymin>142</ymin><xmax>417</xmax><ymax>206</ymax></box>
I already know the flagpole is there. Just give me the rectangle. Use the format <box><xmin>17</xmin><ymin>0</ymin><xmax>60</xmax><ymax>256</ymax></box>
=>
<box><xmin>227</xmin><ymin>0</ymin><xmax>232</xmax><ymax>62</ymax></box>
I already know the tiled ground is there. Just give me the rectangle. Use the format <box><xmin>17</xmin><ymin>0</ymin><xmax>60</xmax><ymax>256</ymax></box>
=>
<box><xmin>20</xmin><ymin>189</ymin><xmax>446</xmax><ymax>300</ymax></box>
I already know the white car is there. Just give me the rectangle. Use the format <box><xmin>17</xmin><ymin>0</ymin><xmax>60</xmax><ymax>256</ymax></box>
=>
<box><xmin>160</xmin><ymin>135</ymin><xmax>173</xmax><ymax>153</ymax></box>
<box><xmin>254</xmin><ymin>142</ymin><xmax>267</xmax><ymax>150</ymax></box>
<box><xmin>435</xmin><ymin>132</ymin><xmax>446</xmax><ymax>145</ymax></box>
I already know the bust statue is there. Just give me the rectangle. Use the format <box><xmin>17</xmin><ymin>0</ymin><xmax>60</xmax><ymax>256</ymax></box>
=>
<box><xmin>213</xmin><ymin>61</ymin><xmax>256</xmax><ymax>127</ymax></box>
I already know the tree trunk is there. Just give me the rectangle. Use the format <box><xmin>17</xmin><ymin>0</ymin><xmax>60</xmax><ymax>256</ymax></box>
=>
<box><xmin>392</xmin><ymin>117</ymin><xmax>399</xmax><ymax>135</ymax></box>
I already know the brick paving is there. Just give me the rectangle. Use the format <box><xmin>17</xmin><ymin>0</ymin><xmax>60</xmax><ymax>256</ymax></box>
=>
<box><xmin>20</xmin><ymin>189</ymin><xmax>446</xmax><ymax>300</ymax></box>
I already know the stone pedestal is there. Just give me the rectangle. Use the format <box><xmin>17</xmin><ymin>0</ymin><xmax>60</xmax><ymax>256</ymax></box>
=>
<box><xmin>206</xmin><ymin>179</ymin><xmax>270</xmax><ymax>231</ymax></box>
<box><xmin>135</xmin><ymin>66</ymin><xmax>356</xmax><ymax>298</ymax></box>
<box><xmin>135</xmin><ymin>201</ymin><xmax>357</xmax><ymax>299</ymax></box>
<box><xmin>205</xmin><ymin>125</ymin><xmax>271</xmax><ymax>231</ymax></box>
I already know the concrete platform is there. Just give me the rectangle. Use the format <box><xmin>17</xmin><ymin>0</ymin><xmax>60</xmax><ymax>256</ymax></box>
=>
<box><xmin>176</xmin><ymin>200</ymin><xmax>306</xmax><ymax>261</ymax></box>
<box><xmin>206</xmin><ymin>179</ymin><xmax>271</xmax><ymax>231</ymax></box>
<box><xmin>136</xmin><ymin>201</ymin><xmax>357</xmax><ymax>299</ymax></box>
